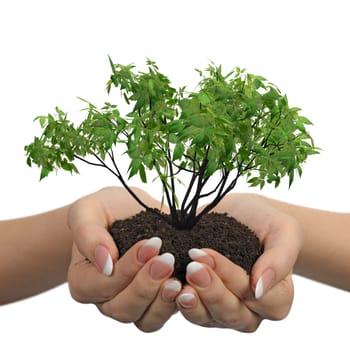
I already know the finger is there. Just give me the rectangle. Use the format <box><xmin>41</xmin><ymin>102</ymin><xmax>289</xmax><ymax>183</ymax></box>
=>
<box><xmin>177</xmin><ymin>286</ymin><xmax>215</xmax><ymax>327</ymax></box>
<box><xmin>191</xmin><ymin>248</ymin><xmax>294</xmax><ymax>321</ymax></box>
<box><xmin>68</xmin><ymin>197</ymin><xmax>118</xmax><ymax>275</ymax></box>
<box><xmin>68</xmin><ymin>243</ymin><xmax>114</xmax><ymax>303</ymax></box>
<box><xmin>134</xmin><ymin>279</ymin><xmax>182</xmax><ymax>332</ymax></box>
<box><xmin>68</xmin><ymin>187</ymin><xmax>169</xmax><ymax>276</ymax></box>
<box><xmin>184</xmin><ymin>261</ymin><xmax>261</xmax><ymax>332</ymax></box>
<box><xmin>99</xmin><ymin>253</ymin><xmax>175</xmax><ymax>324</ymax></box>
<box><xmin>250</xmin><ymin>216</ymin><xmax>302</xmax><ymax>299</ymax></box>
<box><xmin>113</xmin><ymin>237</ymin><xmax>162</xmax><ymax>291</ymax></box>
<box><xmin>245</xmin><ymin>273</ymin><xmax>294</xmax><ymax>320</ymax></box>
<box><xmin>68</xmin><ymin>237</ymin><xmax>162</xmax><ymax>303</ymax></box>
<box><xmin>191</xmin><ymin>248</ymin><xmax>252</xmax><ymax>299</ymax></box>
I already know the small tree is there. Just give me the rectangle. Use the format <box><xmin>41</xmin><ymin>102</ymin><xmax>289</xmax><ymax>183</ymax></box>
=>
<box><xmin>25</xmin><ymin>58</ymin><xmax>318</xmax><ymax>230</ymax></box>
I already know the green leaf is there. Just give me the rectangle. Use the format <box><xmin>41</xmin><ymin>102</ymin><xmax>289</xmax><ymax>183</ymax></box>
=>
<box><xmin>35</xmin><ymin>115</ymin><xmax>48</xmax><ymax>128</ymax></box>
<box><xmin>25</xmin><ymin>57</ymin><xmax>319</xmax><ymax>226</ymax></box>
<box><xmin>40</xmin><ymin>167</ymin><xmax>51</xmax><ymax>180</ymax></box>
<box><xmin>288</xmin><ymin>171</ymin><xmax>295</xmax><ymax>188</ymax></box>
<box><xmin>198</xmin><ymin>92</ymin><xmax>210</xmax><ymax>105</ymax></box>
<box><xmin>128</xmin><ymin>159</ymin><xmax>140</xmax><ymax>179</ymax></box>
<box><xmin>61</xmin><ymin>160</ymin><xmax>73</xmax><ymax>172</ymax></box>
<box><xmin>298</xmin><ymin>116</ymin><xmax>313</xmax><ymax>125</ymax></box>
<box><xmin>247</xmin><ymin>177</ymin><xmax>260</xmax><ymax>187</ymax></box>
<box><xmin>296</xmin><ymin>120</ymin><xmax>306</xmax><ymax>133</ymax></box>
<box><xmin>167</xmin><ymin>120</ymin><xmax>183</xmax><ymax>133</ymax></box>
<box><xmin>205</xmin><ymin>159</ymin><xmax>217</xmax><ymax>177</ymax></box>
<box><xmin>139</xmin><ymin>164</ymin><xmax>147</xmax><ymax>183</ymax></box>
<box><xmin>223</xmin><ymin>137</ymin><xmax>234</xmax><ymax>156</ymax></box>
<box><xmin>173</xmin><ymin>142</ymin><xmax>185</xmax><ymax>161</ymax></box>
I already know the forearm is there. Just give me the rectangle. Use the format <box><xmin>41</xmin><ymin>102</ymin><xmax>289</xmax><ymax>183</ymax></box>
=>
<box><xmin>0</xmin><ymin>206</ymin><xmax>72</xmax><ymax>304</ymax></box>
<box><xmin>265</xmin><ymin>197</ymin><xmax>350</xmax><ymax>291</ymax></box>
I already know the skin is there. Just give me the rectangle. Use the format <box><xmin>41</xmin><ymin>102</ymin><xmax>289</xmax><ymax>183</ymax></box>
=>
<box><xmin>259</xmin><ymin>195</ymin><xmax>350</xmax><ymax>291</ymax></box>
<box><xmin>1</xmin><ymin>187</ymin><xmax>349</xmax><ymax>332</ymax></box>
<box><xmin>175</xmin><ymin>193</ymin><xmax>299</xmax><ymax>331</ymax></box>
<box><xmin>67</xmin><ymin>187</ymin><xmax>178</xmax><ymax>332</ymax></box>
<box><xmin>0</xmin><ymin>206</ymin><xmax>72</xmax><ymax>304</ymax></box>
<box><xmin>66</xmin><ymin>188</ymin><xmax>300</xmax><ymax>332</ymax></box>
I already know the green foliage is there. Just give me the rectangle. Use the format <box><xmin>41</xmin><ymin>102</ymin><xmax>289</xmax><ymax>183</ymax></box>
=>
<box><xmin>25</xmin><ymin>58</ymin><xmax>319</xmax><ymax>229</ymax></box>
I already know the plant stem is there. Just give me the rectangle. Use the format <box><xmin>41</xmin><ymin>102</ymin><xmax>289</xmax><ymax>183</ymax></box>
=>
<box><xmin>189</xmin><ymin>171</ymin><xmax>236</xmax><ymax>228</ymax></box>
<box><xmin>183</xmin><ymin>148</ymin><xmax>209</xmax><ymax>228</ymax></box>
<box><xmin>75</xmin><ymin>152</ymin><xmax>171</xmax><ymax>225</ymax></box>
<box><xmin>180</xmin><ymin>151</ymin><xmax>198</xmax><ymax>217</ymax></box>
<box><xmin>167</xmin><ymin>146</ymin><xmax>177</xmax><ymax>217</ymax></box>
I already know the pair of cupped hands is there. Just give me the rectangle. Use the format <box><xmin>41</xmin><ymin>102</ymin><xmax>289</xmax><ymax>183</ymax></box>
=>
<box><xmin>67</xmin><ymin>187</ymin><xmax>301</xmax><ymax>333</ymax></box>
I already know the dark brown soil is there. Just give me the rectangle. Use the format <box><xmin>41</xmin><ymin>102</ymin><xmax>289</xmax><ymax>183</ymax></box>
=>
<box><xmin>109</xmin><ymin>210</ymin><xmax>263</xmax><ymax>284</ymax></box>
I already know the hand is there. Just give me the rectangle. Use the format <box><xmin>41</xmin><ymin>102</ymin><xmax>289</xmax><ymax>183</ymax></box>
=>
<box><xmin>176</xmin><ymin>193</ymin><xmax>301</xmax><ymax>331</ymax></box>
<box><xmin>67</xmin><ymin>187</ymin><xmax>181</xmax><ymax>332</ymax></box>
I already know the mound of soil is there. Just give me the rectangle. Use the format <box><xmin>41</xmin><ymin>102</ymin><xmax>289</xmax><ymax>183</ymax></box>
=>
<box><xmin>109</xmin><ymin>210</ymin><xmax>263</xmax><ymax>284</ymax></box>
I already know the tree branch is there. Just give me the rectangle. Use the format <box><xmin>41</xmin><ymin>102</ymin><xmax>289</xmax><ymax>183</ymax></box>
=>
<box><xmin>74</xmin><ymin>155</ymin><xmax>106</xmax><ymax>168</ymax></box>
<box><xmin>197</xmin><ymin>172</ymin><xmax>226</xmax><ymax>200</ymax></box>
<box><xmin>76</xmin><ymin>152</ymin><xmax>171</xmax><ymax>225</ymax></box>
<box><xmin>167</xmin><ymin>145</ymin><xmax>177</xmax><ymax>214</ymax></box>
<box><xmin>180</xmin><ymin>151</ymin><xmax>198</xmax><ymax>215</ymax></box>
<box><xmin>184</xmin><ymin>147</ymin><xmax>210</xmax><ymax>227</ymax></box>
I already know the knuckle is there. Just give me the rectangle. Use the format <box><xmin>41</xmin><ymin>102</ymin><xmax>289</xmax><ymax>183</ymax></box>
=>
<box><xmin>134</xmin><ymin>320</ymin><xmax>163</xmax><ymax>333</ymax></box>
<box><xmin>203</xmin><ymin>288</ymin><xmax>227</xmax><ymax>306</ymax></box>
<box><xmin>221</xmin><ymin>314</ymin><xmax>240</xmax><ymax>328</ymax></box>
<box><xmin>132</xmin><ymin>279</ymin><xmax>158</xmax><ymax>301</ymax></box>
<box><xmin>67</xmin><ymin>279</ymin><xmax>88</xmax><ymax>304</ymax></box>
<box><xmin>97</xmin><ymin>288</ymin><xmax>115</xmax><ymax>301</ymax></box>
<box><xmin>270</xmin><ymin>278</ymin><xmax>294</xmax><ymax>320</ymax></box>
<box><xmin>222</xmin><ymin>314</ymin><xmax>261</xmax><ymax>333</ymax></box>
<box><xmin>101</xmin><ymin>304</ymin><xmax>134</xmax><ymax>324</ymax></box>
<box><xmin>270</xmin><ymin>309</ymin><xmax>289</xmax><ymax>321</ymax></box>
<box><xmin>240</xmin><ymin>319</ymin><xmax>262</xmax><ymax>333</ymax></box>
<box><xmin>218</xmin><ymin>312</ymin><xmax>243</xmax><ymax>329</ymax></box>
<box><xmin>134</xmin><ymin>304</ymin><xmax>176</xmax><ymax>333</ymax></box>
<box><xmin>114</xmin><ymin>263</ymin><xmax>137</xmax><ymax>284</ymax></box>
<box><xmin>134</xmin><ymin>287</ymin><xmax>156</xmax><ymax>302</ymax></box>
<box><xmin>268</xmin><ymin>302</ymin><xmax>292</xmax><ymax>320</ymax></box>
<box><xmin>68</xmin><ymin>287</ymin><xmax>86</xmax><ymax>303</ymax></box>
<box><xmin>113</xmin><ymin>312</ymin><xmax>134</xmax><ymax>324</ymax></box>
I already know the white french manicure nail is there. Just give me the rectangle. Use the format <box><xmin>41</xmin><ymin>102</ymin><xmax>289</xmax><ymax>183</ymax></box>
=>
<box><xmin>188</xmin><ymin>248</ymin><xmax>207</xmax><ymax>259</ymax></box>
<box><xmin>255</xmin><ymin>269</ymin><xmax>275</xmax><ymax>299</ymax></box>
<box><xmin>137</xmin><ymin>237</ymin><xmax>162</xmax><ymax>263</ymax></box>
<box><xmin>144</xmin><ymin>236</ymin><xmax>162</xmax><ymax>249</ymax></box>
<box><xmin>162</xmin><ymin>280</ymin><xmax>182</xmax><ymax>302</ymax></box>
<box><xmin>255</xmin><ymin>276</ymin><xmax>264</xmax><ymax>299</ymax></box>
<box><xmin>103</xmin><ymin>254</ymin><xmax>113</xmax><ymax>276</ymax></box>
<box><xmin>178</xmin><ymin>293</ymin><xmax>196</xmax><ymax>308</ymax></box>
<box><xmin>186</xmin><ymin>261</ymin><xmax>204</xmax><ymax>276</ymax></box>
<box><xmin>164</xmin><ymin>280</ymin><xmax>182</xmax><ymax>293</ymax></box>
<box><xmin>95</xmin><ymin>245</ymin><xmax>113</xmax><ymax>276</ymax></box>
<box><xmin>158</xmin><ymin>252</ymin><xmax>175</xmax><ymax>267</ymax></box>
<box><xmin>188</xmin><ymin>248</ymin><xmax>215</xmax><ymax>269</ymax></box>
<box><xmin>150</xmin><ymin>253</ymin><xmax>175</xmax><ymax>280</ymax></box>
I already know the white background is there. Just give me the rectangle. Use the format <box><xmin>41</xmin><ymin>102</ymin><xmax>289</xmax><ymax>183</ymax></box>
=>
<box><xmin>0</xmin><ymin>0</ymin><xmax>349</xmax><ymax>349</ymax></box>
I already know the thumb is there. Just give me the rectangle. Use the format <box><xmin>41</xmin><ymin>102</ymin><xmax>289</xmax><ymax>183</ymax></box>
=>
<box><xmin>250</xmin><ymin>218</ymin><xmax>302</xmax><ymax>299</ymax></box>
<box><xmin>73</xmin><ymin>221</ymin><xmax>118</xmax><ymax>276</ymax></box>
<box><xmin>68</xmin><ymin>198</ymin><xmax>118</xmax><ymax>277</ymax></box>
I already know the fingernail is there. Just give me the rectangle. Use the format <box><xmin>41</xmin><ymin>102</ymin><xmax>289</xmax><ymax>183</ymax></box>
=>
<box><xmin>188</xmin><ymin>248</ymin><xmax>215</xmax><ymax>268</ymax></box>
<box><xmin>177</xmin><ymin>293</ymin><xmax>196</xmax><ymax>309</ymax></box>
<box><xmin>149</xmin><ymin>253</ymin><xmax>175</xmax><ymax>280</ymax></box>
<box><xmin>95</xmin><ymin>245</ymin><xmax>113</xmax><ymax>276</ymax></box>
<box><xmin>162</xmin><ymin>280</ymin><xmax>182</xmax><ymax>302</ymax></box>
<box><xmin>186</xmin><ymin>261</ymin><xmax>211</xmax><ymax>288</ymax></box>
<box><xmin>255</xmin><ymin>268</ymin><xmax>275</xmax><ymax>299</ymax></box>
<box><xmin>137</xmin><ymin>237</ymin><xmax>162</xmax><ymax>263</ymax></box>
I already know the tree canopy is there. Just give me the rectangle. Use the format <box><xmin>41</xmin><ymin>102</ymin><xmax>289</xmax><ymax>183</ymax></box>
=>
<box><xmin>25</xmin><ymin>58</ymin><xmax>319</xmax><ymax>229</ymax></box>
